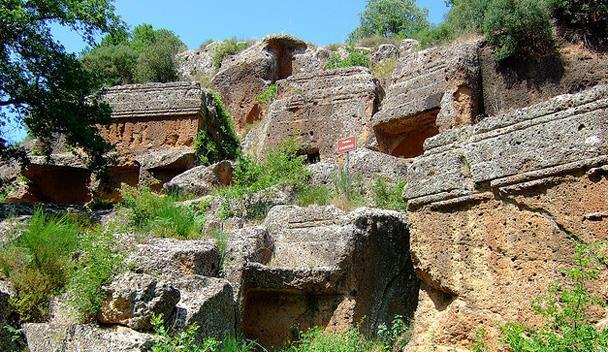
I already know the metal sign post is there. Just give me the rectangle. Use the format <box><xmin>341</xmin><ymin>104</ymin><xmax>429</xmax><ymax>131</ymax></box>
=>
<box><xmin>337</xmin><ymin>136</ymin><xmax>357</xmax><ymax>200</ymax></box>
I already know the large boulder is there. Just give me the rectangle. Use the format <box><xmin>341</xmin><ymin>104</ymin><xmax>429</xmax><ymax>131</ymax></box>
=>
<box><xmin>163</xmin><ymin>160</ymin><xmax>234</xmax><ymax>196</ymax></box>
<box><xmin>98</xmin><ymin>272</ymin><xmax>180</xmax><ymax>331</ymax></box>
<box><xmin>231</xmin><ymin>205</ymin><xmax>418</xmax><ymax>349</ymax></box>
<box><xmin>126</xmin><ymin>238</ymin><xmax>220</xmax><ymax>278</ymax></box>
<box><xmin>210</xmin><ymin>35</ymin><xmax>317</xmax><ymax>129</ymax></box>
<box><xmin>403</xmin><ymin>85</ymin><xmax>608</xmax><ymax>350</ymax></box>
<box><xmin>24</xmin><ymin>324</ymin><xmax>155</xmax><ymax>352</ymax></box>
<box><xmin>172</xmin><ymin>276</ymin><xmax>237</xmax><ymax>339</ymax></box>
<box><xmin>244</xmin><ymin>67</ymin><xmax>382</xmax><ymax>160</ymax></box>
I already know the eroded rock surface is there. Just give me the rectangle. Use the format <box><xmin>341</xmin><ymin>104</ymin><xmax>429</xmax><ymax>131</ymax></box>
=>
<box><xmin>228</xmin><ymin>205</ymin><xmax>418</xmax><ymax>349</ymax></box>
<box><xmin>245</xmin><ymin>67</ymin><xmax>382</xmax><ymax>160</ymax></box>
<box><xmin>24</xmin><ymin>323</ymin><xmax>155</xmax><ymax>352</ymax></box>
<box><xmin>373</xmin><ymin>41</ymin><xmax>481</xmax><ymax>159</ymax></box>
<box><xmin>210</xmin><ymin>35</ymin><xmax>316</xmax><ymax>129</ymax></box>
<box><xmin>163</xmin><ymin>160</ymin><xmax>234</xmax><ymax>196</ymax></box>
<box><xmin>404</xmin><ymin>85</ymin><xmax>608</xmax><ymax>351</ymax></box>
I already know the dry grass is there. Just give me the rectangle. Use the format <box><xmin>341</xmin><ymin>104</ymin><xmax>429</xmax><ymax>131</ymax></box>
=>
<box><xmin>371</xmin><ymin>57</ymin><xmax>398</xmax><ymax>79</ymax></box>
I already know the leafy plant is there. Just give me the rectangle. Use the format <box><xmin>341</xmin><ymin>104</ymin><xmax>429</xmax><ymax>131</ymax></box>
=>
<box><xmin>325</xmin><ymin>47</ymin><xmax>370</xmax><ymax>69</ymax></box>
<box><xmin>65</xmin><ymin>229</ymin><xmax>123</xmax><ymax>321</ymax></box>
<box><xmin>280</xmin><ymin>327</ymin><xmax>384</xmax><ymax>352</ymax></box>
<box><xmin>501</xmin><ymin>242</ymin><xmax>608</xmax><ymax>351</ymax></box>
<box><xmin>257</xmin><ymin>84</ymin><xmax>278</xmax><ymax>111</ymax></box>
<box><xmin>471</xmin><ymin>329</ymin><xmax>489</xmax><ymax>352</ymax></box>
<box><xmin>377</xmin><ymin>315</ymin><xmax>411</xmax><ymax>350</ymax></box>
<box><xmin>212</xmin><ymin>38</ymin><xmax>251</xmax><ymax>68</ymax></box>
<box><xmin>120</xmin><ymin>186</ymin><xmax>205</xmax><ymax>240</ymax></box>
<box><xmin>482</xmin><ymin>0</ymin><xmax>555</xmax><ymax>62</ymax></box>
<box><xmin>546</xmin><ymin>0</ymin><xmax>608</xmax><ymax>49</ymax></box>
<box><xmin>150</xmin><ymin>314</ymin><xmax>256</xmax><ymax>352</ymax></box>
<box><xmin>195</xmin><ymin>92</ymin><xmax>240</xmax><ymax>166</ymax></box>
<box><xmin>371</xmin><ymin>177</ymin><xmax>406</xmax><ymax>211</ymax></box>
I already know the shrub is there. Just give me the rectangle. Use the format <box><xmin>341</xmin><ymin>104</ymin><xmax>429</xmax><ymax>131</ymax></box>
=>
<box><xmin>371</xmin><ymin>177</ymin><xmax>406</xmax><ymax>211</ymax></box>
<box><xmin>378</xmin><ymin>315</ymin><xmax>411</xmax><ymax>350</ymax></box>
<box><xmin>212</xmin><ymin>38</ymin><xmax>251</xmax><ymax>68</ymax></box>
<box><xmin>501</xmin><ymin>242</ymin><xmax>608</xmax><ymax>351</ymax></box>
<box><xmin>65</xmin><ymin>230</ymin><xmax>123</xmax><ymax>321</ymax></box>
<box><xmin>195</xmin><ymin>92</ymin><xmax>240</xmax><ymax>166</ymax></box>
<box><xmin>134</xmin><ymin>29</ymin><xmax>184</xmax><ymax>83</ymax></box>
<box><xmin>348</xmin><ymin>0</ymin><xmax>430</xmax><ymax>42</ymax></box>
<box><xmin>546</xmin><ymin>0</ymin><xmax>608</xmax><ymax>49</ymax></box>
<box><xmin>325</xmin><ymin>47</ymin><xmax>370</xmax><ymax>69</ymax></box>
<box><xmin>0</xmin><ymin>210</ymin><xmax>80</xmax><ymax>321</ymax></box>
<box><xmin>410</xmin><ymin>23</ymin><xmax>452</xmax><ymax>48</ymax></box>
<box><xmin>120</xmin><ymin>186</ymin><xmax>205</xmax><ymax>240</ymax></box>
<box><xmin>482</xmin><ymin>0</ymin><xmax>555</xmax><ymax>61</ymax></box>
<box><xmin>281</xmin><ymin>327</ymin><xmax>383</xmax><ymax>352</ymax></box>
<box><xmin>150</xmin><ymin>314</ymin><xmax>256</xmax><ymax>352</ymax></box>
<box><xmin>214</xmin><ymin>139</ymin><xmax>310</xmax><ymax>220</ymax></box>
<box><xmin>257</xmin><ymin>83</ymin><xmax>277</xmax><ymax>110</ymax></box>
<box><xmin>0</xmin><ymin>183</ymin><xmax>14</xmax><ymax>203</ymax></box>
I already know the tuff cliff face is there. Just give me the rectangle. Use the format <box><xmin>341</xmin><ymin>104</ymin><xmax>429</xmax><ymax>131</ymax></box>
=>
<box><xmin>403</xmin><ymin>85</ymin><xmax>608</xmax><ymax>350</ymax></box>
<box><xmin>1</xmin><ymin>34</ymin><xmax>607</xmax><ymax>352</ymax></box>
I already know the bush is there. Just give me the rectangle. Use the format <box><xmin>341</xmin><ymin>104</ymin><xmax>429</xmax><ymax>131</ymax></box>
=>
<box><xmin>257</xmin><ymin>83</ymin><xmax>277</xmax><ymax>110</ymax></box>
<box><xmin>195</xmin><ymin>92</ymin><xmax>240</xmax><ymax>166</ymax></box>
<box><xmin>120</xmin><ymin>186</ymin><xmax>205</xmax><ymax>240</ymax></box>
<box><xmin>0</xmin><ymin>210</ymin><xmax>80</xmax><ymax>321</ymax></box>
<box><xmin>65</xmin><ymin>230</ymin><xmax>123</xmax><ymax>321</ymax></box>
<box><xmin>501</xmin><ymin>242</ymin><xmax>608</xmax><ymax>351</ymax></box>
<box><xmin>150</xmin><ymin>314</ymin><xmax>256</xmax><ymax>352</ymax></box>
<box><xmin>547</xmin><ymin>0</ymin><xmax>608</xmax><ymax>49</ymax></box>
<box><xmin>371</xmin><ymin>177</ymin><xmax>407</xmax><ymax>211</ymax></box>
<box><xmin>348</xmin><ymin>0</ymin><xmax>430</xmax><ymax>42</ymax></box>
<box><xmin>482</xmin><ymin>0</ymin><xmax>555</xmax><ymax>61</ymax></box>
<box><xmin>325</xmin><ymin>47</ymin><xmax>370</xmax><ymax>69</ymax></box>
<box><xmin>212</xmin><ymin>38</ymin><xmax>251</xmax><ymax>68</ymax></box>
<box><xmin>281</xmin><ymin>327</ymin><xmax>384</xmax><ymax>352</ymax></box>
<box><xmin>82</xmin><ymin>24</ymin><xmax>185</xmax><ymax>86</ymax></box>
<box><xmin>377</xmin><ymin>315</ymin><xmax>411</xmax><ymax>350</ymax></box>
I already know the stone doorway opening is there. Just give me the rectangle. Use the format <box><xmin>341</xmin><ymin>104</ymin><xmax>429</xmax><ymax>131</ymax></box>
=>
<box><xmin>374</xmin><ymin>109</ymin><xmax>440</xmax><ymax>158</ymax></box>
<box><xmin>266</xmin><ymin>37</ymin><xmax>306</xmax><ymax>81</ymax></box>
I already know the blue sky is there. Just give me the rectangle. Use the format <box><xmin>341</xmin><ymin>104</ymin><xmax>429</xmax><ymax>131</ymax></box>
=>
<box><xmin>5</xmin><ymin>0</ymin><xmax>449</xmax><ymax>144</ymax></box>
<box><xmin>55</xmin><ymin>0</ymin><xmax>450</xmax><ymax>53</ymax></box>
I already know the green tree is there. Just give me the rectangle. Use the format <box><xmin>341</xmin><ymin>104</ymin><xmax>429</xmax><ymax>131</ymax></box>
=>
<box><xmin>82</xmin><ymin>24</ymin><xmax>185</xmax><ymax>86</ymax></box>
<box><xmin>349</xmin><ymin>0</ymin><xmax>430</xmax><ymax>42</ymax></box>
<box><xmin>0</xmin><ymin>0</ymin><xmax>122</xmax><ymax>170</ymax></box>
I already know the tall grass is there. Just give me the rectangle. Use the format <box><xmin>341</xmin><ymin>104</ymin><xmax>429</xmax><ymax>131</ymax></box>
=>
<box><xmin>120</xmin><ymin>186</ymin><xmax>205</xmax><ymax>239</ymax></box>
<box><xmin>0</xmin><ymin>210</ymin><xmax>80</xmax><ymax>321</ymax></box>
<box><xmin>0</xmin><ymin>210</ymin><xmax>121</xmax><ymax>323</ymax></box>
<box><xmin>281</xmin><ymin>327</ymin><xmax>385</xmax><ymax>352</ymax></box>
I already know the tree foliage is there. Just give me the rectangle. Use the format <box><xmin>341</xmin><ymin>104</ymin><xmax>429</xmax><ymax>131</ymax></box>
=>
<box><xmin>0</xmin><ymin>0</ymin><xmax>122</xmax><ymax>170</ymax></box>
<box><xmin>546</xmin><ymin>0</ymin><xmax>608</xmax><ymax>49</ymax></box>
<box><xmin>82</xmin><ymin>24</ymin><xmax>186</xmax><ymax>86</ymax></box>
<box><xmin>349</xmin><ymin>0</ymin><xmax>430</xmax><ymax>42</ymax></box>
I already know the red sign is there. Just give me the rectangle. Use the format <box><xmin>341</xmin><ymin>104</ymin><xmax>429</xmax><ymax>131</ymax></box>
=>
<box><xmin>337</xmin><ymin>136</ymin><xmax>356</xmax><ymax>154</ymax></box>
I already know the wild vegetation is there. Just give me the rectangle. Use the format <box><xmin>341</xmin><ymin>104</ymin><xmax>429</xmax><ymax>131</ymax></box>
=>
<box><xmin>212</xmin><ymin>38</ymin><xmax>253</xmax><ymax>68</ymax></box>
<box><xmin>257</xmin><ymin>84</ymin><xmax>278</xmax><ymax>111</ymax></box>
<box><xmin>82</xmin><ymin>23</ymin><xmax>186</xmax><ymax>86</ymax></box>
<box><xmin>195</xmin><ymin>92</ymin><xmax>241</xmax><ymax>166</ymax></box>
<box><xmin>325</xmin><ymin>47</ymin><xmax>370</xmax><ymax>69</ymax></box>
<box><xmin>350</xmin><ymin>0</ymin><xmax>607</xmax><ymax>63</ymax></box>
<box><xmin>0</xmin><ymin>210</ymin><xmax>121</xmax><ymax>322</ymax></box>
<box><xmin>119</xmin><ymin>186</ymin><xmax>205</xmax><ymax>240</ymax></box>
<box><xmin>500</xmin><ymin>242</ymin><xmax>608</xmax><ymax>351</ymax></box>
